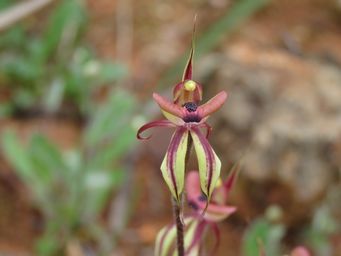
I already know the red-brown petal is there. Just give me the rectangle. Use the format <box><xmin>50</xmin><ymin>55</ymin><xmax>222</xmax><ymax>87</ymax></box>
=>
<box><xmin>198</xmin><ymin>91</ymin><xmax>228</xmax><ymax>118</ymax></box>
<box><xmin>153</xmin><ymin>93</ymin><xmax>184</xmax><ymax>119</ymax></box>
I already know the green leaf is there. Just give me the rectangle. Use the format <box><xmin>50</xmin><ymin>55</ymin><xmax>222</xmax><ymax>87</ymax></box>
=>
<box><xmin>90</xmin><ymin>125</ymin><xmax>136</xmax><ymax>169</ymax></box>
<box><xmin>1</xmin><ymin>131</ymin><xmax>51</xmax><ymax>209</ymax></box>
<box><xmin>99</xmin><ymin>62</ymin><xmax>127</xmax><ymax>83</ymax></box>
<box><xmin>41</xmin><ymin>0</ymin><xmax>86</xmax><ymax>60</ymax></box>
<box><xmin>13</xmin><ymin>89</ymin><xmax>36</xmax><ymax>109</ymax></box>
<box><xmin>0</xmin><ymin>26</ymin><xmax>26</xmax><ymax>49</ymax></box>
<box><xmin>0</xmin><ymin>102</ymin><xmax>13</xmax><ymax>117</ymax></box>
<box><xmin>1</xmin><ymin>130</ymin><xmax>34</xmax><ymax>180</ymax></box>
<box><xmin>28</xmin><ymin>134</ymin><xmax>65</xmax><ymax>184</ymax></box>
<box><xmin>82</xmin><ymin>169</ymin><xmax>124</xmax><ymax>218</ymax></box>
<box><xmin>42</xmin><ymin>77</ymin><xmax>65</xmax><ymax>113</ymax></box>
<box><xmin>0</xmin><ymin>0</ymin><xmax>13</xmax><ymax>9</ymax></box>
<box><xmin>3</xmin><ymin>56</ymin><xmax>40</xmax><ymax>82</ymax></box>
<box><xmin>85</xmin><ymin>90</ymin><xmax>135</xmax><ymax>146</ymax></box>
<box><xmin>36</xmin><ymin>231</ymin><xmax>60</xmax><ymax>256</ymax></box>
<box><xmin>243</xmin><ymin>218</ymin><xmax>285</xmax><ymax>256</ymax></box>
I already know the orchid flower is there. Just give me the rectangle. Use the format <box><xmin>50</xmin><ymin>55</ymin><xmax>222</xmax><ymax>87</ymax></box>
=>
<box><xmin>137</xmin><ymin>40</ymin><xmax>227</xmax><ymax>204</ymax></box>
<box><xmin>155</xmin><ymin>166</ymin><xmax>239</xmax><ymax>256</ymax></box>
<box><xmin>186</xmin><ymin>169</ymin><xmax>237</xmax><ymax>222</ymax></box>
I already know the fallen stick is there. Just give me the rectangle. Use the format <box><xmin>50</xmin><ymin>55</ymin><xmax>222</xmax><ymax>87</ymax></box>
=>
<box><xmin>0</xmin><ymin>0</ymin><xmax>55</xmax><ymax>32</ymax></box>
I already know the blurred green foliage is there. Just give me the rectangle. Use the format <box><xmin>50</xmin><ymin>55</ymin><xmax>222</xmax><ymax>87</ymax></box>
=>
<box><xmin>159</xmin><ymin>0</ymin><xmax>271</xmax><ymax>89</ymax></box>
<box><xmin>0</xmin><ymin>0</ymin><xmax>127</xmax><ymax>117</ymax></box>
<box><xmin>243</xmin><ymin>205</ymin><xmax>285</xmax><ymax>256</ymax></box>
<box><xmin>242</xmin><ymin>203</ymin><xmax>339</xmax><ymax>256</ymax></box>
<box><xmin>2</xmin><ymin>90</ymin><xmax>136</xmax><ymax>255</ymax></box>
<box><xmin>0</xmin><ymin>0</ymin><xmax>136</xmax><ymax>255</ymax></box>
<box><xmin>304</xmin><ymin>195</ymin><xmax>340</xmax><ymax>256</ymax></box>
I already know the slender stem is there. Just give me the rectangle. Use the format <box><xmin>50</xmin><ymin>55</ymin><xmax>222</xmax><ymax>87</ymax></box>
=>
<box><xmin>173</xmin><ymin>198</ymin><xmax>184</xmax><ymax>256</ymax></box>
<box><xmin>172</xmin><ymin>135</ymin><xmax>193</xmax><ymax>256</ymax></box>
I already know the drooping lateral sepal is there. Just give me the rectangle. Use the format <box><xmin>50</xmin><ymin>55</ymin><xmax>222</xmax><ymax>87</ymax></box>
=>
<box><xmin>137</xmin><ymin>120</ymin><xmax>176</xmax><ymax>140</ymax></box>
<box><xmin>190</xmin><ymin>127</ymin><xmax>221</xmax><ymax>204</ymax></box>
<box><xmin>160</xmin><ymin>127</ymin><xmax>189</xmax><ymax>203</ymax></box>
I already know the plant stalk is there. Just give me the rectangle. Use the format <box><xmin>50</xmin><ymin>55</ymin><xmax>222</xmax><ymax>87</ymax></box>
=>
<box><xmin>172</xmin><ymin>198</ymin><xmax>184</xmax><ymax>256</ymax></box>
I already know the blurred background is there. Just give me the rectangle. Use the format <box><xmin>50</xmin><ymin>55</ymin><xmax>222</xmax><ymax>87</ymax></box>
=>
<box><xmin>0</xmin><ymin>0</ymin><xmax>340</xmax><ymax>255</ymax></box>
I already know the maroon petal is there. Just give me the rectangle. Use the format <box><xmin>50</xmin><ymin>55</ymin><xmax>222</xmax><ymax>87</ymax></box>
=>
<box><xmin>224</xmin><ymin>161</ymin><xmax>242</xmax><ymax>196</ymax></box>
<box><xmin>198</xmin><ymin>91</ymin><xmax>228</xmax><ymax>118</ymax></box>
<box><xmin>137</xmin><ymin>120</ymin><xmax>176</xmax><ymax>140</ymax></box>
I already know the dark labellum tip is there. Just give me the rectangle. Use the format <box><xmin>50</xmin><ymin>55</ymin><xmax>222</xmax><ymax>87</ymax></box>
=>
<box><xmin>198</xmin><ymin>194</ymin><xmax>207</xmax><ymax>202</ymax></box>
<box><xmin>184</xmin><ymin>102</ymin><xmax>198</xmax><ymax>112</ymax></box>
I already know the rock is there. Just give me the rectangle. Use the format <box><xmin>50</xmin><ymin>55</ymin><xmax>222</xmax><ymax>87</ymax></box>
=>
<box><xmin>202</xmin><ymin>41</ymin><xmax>341</xmax><ymax>203</ymax></box>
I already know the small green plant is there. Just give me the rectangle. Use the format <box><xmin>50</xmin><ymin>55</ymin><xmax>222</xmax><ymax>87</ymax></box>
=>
<box><xmin>243</xmin><ymin>205</ymin><xmax>286</xmax><ymax>256</ymax></box>
<box><xmin>0</xmin><ymin>0</ymin><xmax>127</xmax><ymax>117</ymax></box>
<box><xmin>1</xmin><ymin>90</ymin><xmax>136</xmax><ymax>255</ymax></box>
<box><xmin>242</xmin><ymin>204</ymin><xmax>322</xmax><ymax>256</ymax></box>
<box><xmin>304</xmin><ymin>196</ymin><xmax>339</xmax><ymax>256</ymax></box>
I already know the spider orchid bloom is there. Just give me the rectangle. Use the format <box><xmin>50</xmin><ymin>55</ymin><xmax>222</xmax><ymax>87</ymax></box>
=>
<box><xmin>154</xmin><ymin>167</ymin><xmax>239</xmax><ymax>256</ymax></box>
<box><xmin>186</xmin><ymin>168</ymin><xmax>237</xmax><ymax>222</ymax></box>
<box><xmin>137</xmin><ymin>90</ymin><xmax>227</xmax><ymax>204</ymax></box>
<box><xmin>137</xmin><ymin>26</ymin><xmax>227</xmax><ymax>204</ymax></box>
